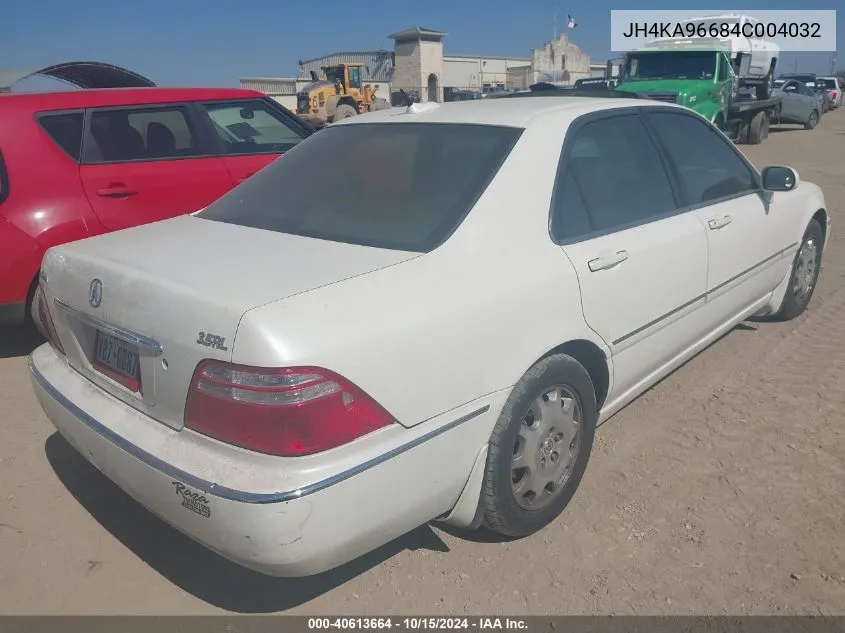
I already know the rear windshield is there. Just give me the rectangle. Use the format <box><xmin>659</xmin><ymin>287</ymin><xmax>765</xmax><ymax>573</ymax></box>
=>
<box><xmin>198</xmin><ymin>122</ymin><xmax>523</xmax><ymax>252</ymax></box>
<box><xmin>817</xmin><ymin>78</ymin><xmax>837</xmax><ymax>89</ymax></box>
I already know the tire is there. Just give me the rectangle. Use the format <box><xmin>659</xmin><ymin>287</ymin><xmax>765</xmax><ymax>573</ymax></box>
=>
<box><xmin>756</xmin><ymin>70</ymin><xmax>773</xmax><ymax>101</ymax></box>
<box><xmin>481</xmin><ymin>354</ymin><xmax>598</xmax><ymax>537</ymax></box>
<box><xmin>737</xmin><ymin>119</ymin><xmax>750</xmax><ymax>144</ymax></box>
<box><xmin>773</xmin><ymin>218</ymin><xmax>824</xmax><ymax>321</ymax></box>
<box><xmin>333</xmin><ymin>104</ymin><xmax>357</xmax><ymax>121</ymax></box>
<box><xmin>761</xmin><ymin>115</ymin><xmax>769</xmax><ymax>139</ymax></box>
<box><xmin>747</xmin><ymin>111</ymin><xmax>765</xmax><ymax>145</ymax></box>
<box><xmin>805</xmin><ymin>110</ymin><xmax>818</xmax><ymax>130</ymax></box>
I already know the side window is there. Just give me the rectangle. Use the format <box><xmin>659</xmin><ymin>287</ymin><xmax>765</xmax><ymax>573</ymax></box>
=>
<box><xmin>86</xmin><ymin>105</ymin><xmax>199</xmax><ymax>163</ymax></box>
<box><xmin>348</xmin><ymin>67</ymin><xmax>362</xmax><ymax>90</ymax></box>
<box><xmin>204</xmin><ymin>100</ymin><xmax>306</xmax><ymax>155</ymax></box>
<box><xmin>552</xmin><ymin>113</ymin><xmax>677</xmax><ymax>240</ymax></box>
<box><xmin>646</xmin><ymin>111</ymin><xmax>757</xmax><ymax>205</ymax></box>
<box><xmin>717</xmin><ymin>55</ymin><xmax>729</xmax><ymax>81</ymax></box>
<box><xmin>38</xmin><ymin>112</ymin><xmax>84</xmax><ymax>160</ymax></box>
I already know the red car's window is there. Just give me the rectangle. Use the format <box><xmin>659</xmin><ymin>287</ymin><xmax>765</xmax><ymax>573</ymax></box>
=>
<box><xmin>38</xmin><ymin>112</ymin><xmax>84</xmax><ymax>161</ymax></box>
<box><xmin>87</xmin><ymin>105</ymin><xmax>200</xmax><ymax>162</ymax></box>
<box><xmin>203</xmin><ymin>100</ymin><xmax>306</xmax><ymax>155</ymax></box>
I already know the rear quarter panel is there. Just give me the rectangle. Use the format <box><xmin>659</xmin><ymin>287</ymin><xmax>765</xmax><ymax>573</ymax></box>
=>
<box><xmin>0</xmin><ymin>103</ymin><xmax>106</xmax><ymax>302</ymax></box>
<box><xmin>232</xmin><ymin>121</ymin><xmax>611</xmax><ymax>427</ymax></box>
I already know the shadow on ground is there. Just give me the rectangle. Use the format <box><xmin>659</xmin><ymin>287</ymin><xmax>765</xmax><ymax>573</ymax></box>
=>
<box><xmin>0</xmin><ymin>325</ymin><xmax>43</xmax><ymax>359</ymax></box>
<box><xmin>44</xmin><ymin>433</ymin><xmax>450</xmax><ymax>613</ymax></box>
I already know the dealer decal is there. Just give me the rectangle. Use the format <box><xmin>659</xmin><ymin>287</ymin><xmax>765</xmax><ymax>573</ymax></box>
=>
<box><xmin>172</xmin><ymin>481</ymin><xmax>211</xmax><ymax>518</ymax></box>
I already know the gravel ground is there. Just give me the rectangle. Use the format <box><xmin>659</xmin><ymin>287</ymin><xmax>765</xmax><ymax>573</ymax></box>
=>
<box><xmin>1</xmin><ymin>108</ymin><xmax>844</xmax><ymax>615</ymax></box>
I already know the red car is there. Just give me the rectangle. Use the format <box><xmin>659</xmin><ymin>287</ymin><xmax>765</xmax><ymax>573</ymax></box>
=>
<box><xmin>0</xmin><ymin>87</ymin><xmax>314</xmax><ymax>326</ymax></box>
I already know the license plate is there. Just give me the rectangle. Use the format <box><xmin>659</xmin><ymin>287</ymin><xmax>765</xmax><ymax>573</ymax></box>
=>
<box><xmin>93</xmin><ymin>331</ymin><xmax>141</xmax><ymax>391</ymax></box>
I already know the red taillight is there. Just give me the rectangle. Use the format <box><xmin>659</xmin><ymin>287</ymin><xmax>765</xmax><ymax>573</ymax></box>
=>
<box><xmin>35</xmin><ymin>286</ymin><xmax>65</xmax><ymax>356</ymax></box>
<box><xmin>833</xmin><ymin>92</ymin><xmax>838</xmax><ymax>98</ymax></box>
<box><xmin>184</xmin><ymin>361</ymin><xmax>395</xmax><ymax>457</ymax></box>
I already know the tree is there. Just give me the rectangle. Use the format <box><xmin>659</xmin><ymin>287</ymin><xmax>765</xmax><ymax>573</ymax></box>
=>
<box><xmin>837</xmin><ymin>69</ymin><xmax>845</xmax><ymax>82</ymax></box>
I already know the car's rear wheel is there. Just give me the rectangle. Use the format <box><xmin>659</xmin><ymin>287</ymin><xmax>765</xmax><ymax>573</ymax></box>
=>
<box><xmin>481</xmin><ymin>354</ymin><xmax>597</xmax><ymax>537</ymax></box>
<box><xmin>773</xmin><ymin>218</ymin><xmax>823</xmax><ymax>321</ymax></box>
<box><xmin>805</xmin><ymin>110</ymin><xmax>819</xmax><ymax>130</ymax></box>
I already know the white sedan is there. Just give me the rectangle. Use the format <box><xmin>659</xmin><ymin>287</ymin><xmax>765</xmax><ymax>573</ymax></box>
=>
<box><xmin>29</xmin><ymin>95</ymin><xmax>830</xmax><ymax>577</ymax></box>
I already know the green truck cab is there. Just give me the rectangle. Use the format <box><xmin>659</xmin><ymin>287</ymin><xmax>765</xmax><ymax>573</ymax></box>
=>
<box><xmin>616</xmin><ymin>45</ymin><xmax>736</xmax><ymax>126</ymax></box>
<box><xmin>615</xmin><ymin>44</ymin><xmax>779</xmax><ymax>145</ymax></box>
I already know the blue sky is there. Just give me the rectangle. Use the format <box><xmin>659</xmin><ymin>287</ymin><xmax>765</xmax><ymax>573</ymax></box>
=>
<box><xmin>6</xmin><ymin>0</ymin><xmax>841</xmax><ymax>89</ymax></box>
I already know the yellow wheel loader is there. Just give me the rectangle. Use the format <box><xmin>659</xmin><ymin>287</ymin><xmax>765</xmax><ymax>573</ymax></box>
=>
<box><xmin>295</xmin><ymin>63</ymin><xmax>391</xmax><ymax>129</ymax></box>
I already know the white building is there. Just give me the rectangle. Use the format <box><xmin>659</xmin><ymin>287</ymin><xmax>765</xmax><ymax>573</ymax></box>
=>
<box><xmin>241</xmin><ymin>26</ymin><xmax>608</xmax><ymax>109</ymax></box>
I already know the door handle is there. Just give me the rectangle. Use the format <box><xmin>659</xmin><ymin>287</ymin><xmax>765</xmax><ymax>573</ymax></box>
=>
<box><xmin>96</xmin><ymin>185</ymin><xmax>137</xmax><ymax>198</ymax></box>
<box><xmin>588</xmin><ymin>250</ymin><xmax>629</xmax><ymax>272</ymax></box>
<box><xmin>708</xmin><ymin>215</ymin><xmax>733</xmax><ymax>230</ymax></box>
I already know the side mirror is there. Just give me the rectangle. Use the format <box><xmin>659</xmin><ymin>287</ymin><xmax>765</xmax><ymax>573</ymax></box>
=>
<box><xmin>762</xmin><ymin>166</ymin><xmax>798</xmax><ymax>192</ymax></box>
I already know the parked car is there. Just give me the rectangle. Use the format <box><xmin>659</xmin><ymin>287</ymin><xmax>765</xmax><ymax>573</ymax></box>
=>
<box><xmin>774</xmin><ymin>79</ymin><xmax>822</xmax><ymax>129</ymax></box>
<box><xmin>573</xmin><ymin>77</ymin><xmax>617</xmax><ymax>90</ymax></box>
<box><xmin>30</xmin><ymin>95</ymin><xmax>829</xmax><ymax>577</ymax></box>
<box><xmin>816</xmin><ymin>76</ymin><xmax>842</xmax><ymax>109</ymax></box>
<box><xmin>0</xmin><ymin>87</ymin><xmax>314</xmax><ymax>326</ymax></box>
<box><xmin>648</xmin><ymin>13</ymin><xmax>779</xmax><ymax>99</ymax></box>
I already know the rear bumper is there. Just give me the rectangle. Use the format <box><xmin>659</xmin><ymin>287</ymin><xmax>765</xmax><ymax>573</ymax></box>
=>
<box><xmin>29</xmin><ymin>344</ymin><xmax>498</xmax><ymax>576</ymax></box>
<box><xmin>0</xmin><ymin>301</ymin><xmax>26</xmax><ymax>325</ymax></box>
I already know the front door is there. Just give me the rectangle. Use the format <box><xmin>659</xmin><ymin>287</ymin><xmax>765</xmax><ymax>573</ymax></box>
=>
<box><xmin>79</xmin><ymin>104</ymin><xmax>232</xmax><ymax>231</ymax></box>
<box><xmin>553</xmin><ymin>111</ymin><xmax>709</xmax><ymax>402</ymax></box>
<box><xmin>199</xmin><ymin>98</ymin><xmax>311</xmax><ymax>186</ymax></box>
<box><xmin>643</xmin><ymin>108</ymin><xmax>792</xmax><ymax>321</ymax></box>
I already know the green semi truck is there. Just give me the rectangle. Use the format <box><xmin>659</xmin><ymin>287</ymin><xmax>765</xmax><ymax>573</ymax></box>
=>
<box><xmin>615</xmin><ymin>44</ymin><xmax>780</xmax><ymax>145</ymax></box>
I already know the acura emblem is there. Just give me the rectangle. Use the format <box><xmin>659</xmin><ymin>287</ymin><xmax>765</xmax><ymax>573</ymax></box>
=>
<box><xmin>89</xmin><ymin>279</ymin><xmax>103</xmax><ymax>308</ymax></box>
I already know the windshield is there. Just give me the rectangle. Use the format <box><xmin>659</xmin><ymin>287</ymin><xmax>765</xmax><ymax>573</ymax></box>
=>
<box><xmin>623</xmin><ymin>51</ymin><xmax>717</xmax><ymax>81</ymax></box>
<box><xmin>324</xmin><ymin>67</ymin><xmax>344</xmax><ymax>84</ymax></box>
<box><xmin>198</xmin><ymin>123</ymin><xmax>523</xmax><ymax>252</ymax></box>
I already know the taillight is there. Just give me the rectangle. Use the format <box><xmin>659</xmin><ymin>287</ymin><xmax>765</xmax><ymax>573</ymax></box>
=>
<box><xmin>833</xmin><ymin>92</ymin><xmax>838</xmax><ymax>98</ymax></box>
<box><xmin>184</xmin><ymin>361</ymin><xmax>395</xmax><ymax>457</ymax></box>
<box><xmin>35</xmin><ymin>286</ymin><xmax>65</xmax><ymax>356</ymax></box>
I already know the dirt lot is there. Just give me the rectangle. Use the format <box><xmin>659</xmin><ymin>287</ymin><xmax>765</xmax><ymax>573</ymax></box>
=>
<box><xmin>1</xmin><ymin>109</ymin><xmax>844</xmax><ymax>616</ymax></box>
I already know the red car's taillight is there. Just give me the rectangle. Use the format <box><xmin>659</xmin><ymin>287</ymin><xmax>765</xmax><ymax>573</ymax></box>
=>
<box><xmin>184</xmin><ymin>361</ymin><xmax>395</xmax><ymax>457</ymax></box>
<box><xmin>35</xmin><ymin>286</ymin><xmax>65</xmax><ymax>356</ymax></box>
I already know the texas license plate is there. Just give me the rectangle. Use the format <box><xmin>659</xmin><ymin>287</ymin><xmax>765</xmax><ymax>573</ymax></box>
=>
<box><xmin>93</xmin><ymin>331</ymin><xmax>141</xmax><ymax>391</ymax></box>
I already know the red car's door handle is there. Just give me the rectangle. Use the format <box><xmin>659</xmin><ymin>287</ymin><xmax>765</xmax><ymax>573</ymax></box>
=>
<box><xmin>96</xmin><ymin>185</ymin><xmax>138</xmax><ymax>198</ymax></box>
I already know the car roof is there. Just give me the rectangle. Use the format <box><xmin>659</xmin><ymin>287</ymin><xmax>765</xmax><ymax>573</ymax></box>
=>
<box><xmin>332</xmin><ymin>96</ymin><xmax>651</xmax><ymax>129</ymax></box>
<box><xmin>0</xmin><ymin>87</ymin><xmax>266</xmax><ymax>112</ymax></box>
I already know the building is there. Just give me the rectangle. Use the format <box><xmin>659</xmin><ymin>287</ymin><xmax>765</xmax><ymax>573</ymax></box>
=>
<box><xmin>241</xmin><ymin>26</ymin><xmax>603</xmax><ymax>109</ymax></box>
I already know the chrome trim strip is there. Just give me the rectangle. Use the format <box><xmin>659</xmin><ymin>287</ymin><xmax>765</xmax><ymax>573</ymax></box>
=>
<box><xmin>52</xmin><ymin>298</ymin><xmax>164</xmax><ymax>355</ymax></box>
<box><xmin>29</xmin><ymin>356</ymin><xmax>489</xmax><ymax>505</ymax></box>
<box><xmin>612</xmin><ymin>243</ymin><xmax>798</xmax><ymax>346</ymax></box>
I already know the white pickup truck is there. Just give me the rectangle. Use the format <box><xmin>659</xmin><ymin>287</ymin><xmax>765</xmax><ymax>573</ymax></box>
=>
<box><xmin>646</xmin><ymin>13</ymin><xmax>779</xmax><ymax>100</ymax></box>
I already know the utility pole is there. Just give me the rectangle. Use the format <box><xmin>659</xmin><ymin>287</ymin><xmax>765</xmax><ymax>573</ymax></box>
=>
<box><xmin>831</xmin><ymin>54</ymin><xmax>838</xmax><ymax>75</ymax></box>
<box><xmin>793</xmin><ymin>59</ymin><xmax>798</xmax><ymax>73</ymax></box>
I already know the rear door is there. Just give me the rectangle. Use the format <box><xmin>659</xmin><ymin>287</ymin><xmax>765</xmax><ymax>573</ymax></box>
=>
<box><xmin>79</xmin><ymin>103</ymin><xmax>232</xmax><ymax>231</ymax></box>
<box><xmin>554</xmin><ymin>110</ymin><xmax>709</xmax><ymax>401</ymax></box>
<box><xmin>196</xmin><ymin>98</ymin><xmax>310</xmax><ymax>186</ymax></box>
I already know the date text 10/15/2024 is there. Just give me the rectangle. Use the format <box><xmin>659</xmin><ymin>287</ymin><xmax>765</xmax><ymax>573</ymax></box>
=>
<box><xmin>307</xmin><ymin>618</ymin><xmax>528</xmax><ymax>630</ymax></box>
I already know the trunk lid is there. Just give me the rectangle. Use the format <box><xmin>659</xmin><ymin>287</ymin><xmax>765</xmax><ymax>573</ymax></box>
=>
<box><xmin>40</xmin><ymin>214</ymin><xmax>419</xmax><ymax>429</ymax></box>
